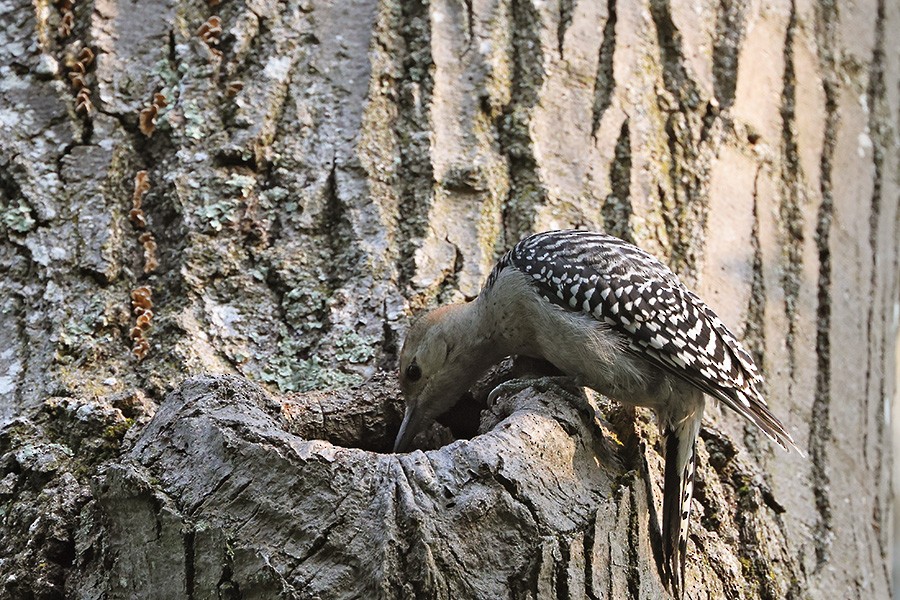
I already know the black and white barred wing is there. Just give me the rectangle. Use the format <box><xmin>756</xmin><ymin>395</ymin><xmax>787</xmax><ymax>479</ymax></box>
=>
<box><xmin>504</xmin><ymin>230</ymin><xmax>795</xmax><ymax>450</ymax></box>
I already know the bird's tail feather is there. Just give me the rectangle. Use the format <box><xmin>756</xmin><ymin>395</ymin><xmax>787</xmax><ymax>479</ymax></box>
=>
<box><xmin>713</xmin><ymin>386</ymin><xmax>802</xmax><ymax>456</ymax></box>
<box><xmin>661</xmin><ymin>414</ymin><xmax>701</xmax><ymax>599</ymax></box>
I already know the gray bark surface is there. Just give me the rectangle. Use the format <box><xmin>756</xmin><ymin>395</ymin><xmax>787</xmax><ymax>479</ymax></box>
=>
<box><xmin>0</xmin><ymin>0</ymin><xmax>897</xmax><ymax>598</ymax></box>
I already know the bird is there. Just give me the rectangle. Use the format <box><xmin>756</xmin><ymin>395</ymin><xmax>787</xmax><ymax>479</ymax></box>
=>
<box><xmin>393</xmin><ymin>229</ymin><xmax>798</xmax><ymax>596</ymax></box>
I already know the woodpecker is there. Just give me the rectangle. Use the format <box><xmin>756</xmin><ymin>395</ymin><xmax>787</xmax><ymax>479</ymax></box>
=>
<box><xmin>394</xmin><ymin>229</ymin><xmax>797</xmax><ymax>597</ymax></box>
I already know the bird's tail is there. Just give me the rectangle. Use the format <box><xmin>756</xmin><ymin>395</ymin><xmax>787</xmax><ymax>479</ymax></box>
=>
<box><xmin>661</xmin><ymin>410</ymin><xmax>702</xmax><ymax>599</ymax></box>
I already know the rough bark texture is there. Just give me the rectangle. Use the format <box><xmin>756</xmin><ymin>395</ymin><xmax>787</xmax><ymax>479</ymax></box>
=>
<box><xmin>0</xmin><ymin>0</ymin><xmax>897</xmax><ymax>598</ymax></box>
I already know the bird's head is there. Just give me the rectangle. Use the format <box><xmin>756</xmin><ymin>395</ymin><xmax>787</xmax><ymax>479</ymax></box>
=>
<box><xmin>393</xmin><ymin>303</ymin><xmax>488</xmax><ymax>453</ymax></box>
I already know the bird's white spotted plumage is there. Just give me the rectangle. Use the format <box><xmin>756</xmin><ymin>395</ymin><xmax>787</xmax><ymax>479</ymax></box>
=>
<box><xmin>486</xmin><ymin>229</ymin><xmax>793</xmax><ymax>451</ymax></box>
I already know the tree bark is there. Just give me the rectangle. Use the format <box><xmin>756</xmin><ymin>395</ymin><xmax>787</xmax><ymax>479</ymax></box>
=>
<box><xmin>0</xmin><ymin>0</ymin><xmax>897</xmax><ymax>598</ymax></box>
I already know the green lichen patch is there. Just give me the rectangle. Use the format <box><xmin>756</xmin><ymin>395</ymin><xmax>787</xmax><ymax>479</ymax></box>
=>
<box><xmin>253</xmin><ymin>327</ymin><xmax>377</xmax><ymax>393</ymax></box>
<box><xmin>1</xmin><ymin>198</ymin><xmax>36</xmax><ymax>234</ymax></box>
<box><xmin>195</xmin><ymin>198</ymin><xmax>241</xmax><ymax>232</ymax></box>
<box><xmin>332</xmin><ymin>332</ymin><xmax>378</xmax><ymax>365</ymax></box>
<box><xmin>259</xmin><ymin>354</ymin><xmax>363</xmax><ymax>393</ymax></box>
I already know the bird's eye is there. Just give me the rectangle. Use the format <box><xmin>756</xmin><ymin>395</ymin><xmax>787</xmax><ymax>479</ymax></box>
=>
<box><xmin>405</xmin><ymin>363</ymin><xmax>422</xmax><ymax>382</ymax></box>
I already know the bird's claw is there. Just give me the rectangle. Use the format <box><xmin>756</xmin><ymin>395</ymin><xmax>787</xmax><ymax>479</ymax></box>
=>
<box><xmin>487</xmin><ymin>375</ymin><xmax>580</xmax><ymax>406</ymax></box>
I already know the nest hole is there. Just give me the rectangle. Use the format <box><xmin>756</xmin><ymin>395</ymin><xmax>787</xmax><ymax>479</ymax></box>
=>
<box><xmin>279</xmin><ymin>357</ymin><xmax>563</xmax><ymax>455</ymax></box>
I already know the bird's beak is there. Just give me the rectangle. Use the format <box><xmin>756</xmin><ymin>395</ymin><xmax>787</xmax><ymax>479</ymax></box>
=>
<box><xmin>393</xmin><ymin>402</ymin><xmax>425</xmax><ymax>453</ymax></box>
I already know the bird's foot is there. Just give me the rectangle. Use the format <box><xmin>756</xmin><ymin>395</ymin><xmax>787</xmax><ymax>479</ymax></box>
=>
<box><xmin>487</xmin><ymin>374</ymin><xmax>581</xmax><ymax>406</ymax></box>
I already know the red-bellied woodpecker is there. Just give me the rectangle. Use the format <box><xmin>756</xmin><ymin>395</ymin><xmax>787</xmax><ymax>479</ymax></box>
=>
<box><xmin>394</xmin><ymin>229</ymin><xmax>799</xmax><ymax>597</ymax></box>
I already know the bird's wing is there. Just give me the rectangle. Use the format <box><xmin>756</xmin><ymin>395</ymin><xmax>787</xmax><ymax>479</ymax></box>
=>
<box><xmin>500</xmin><ymin>229</ymin><xmax>795</xmax><ymax>450</ymax></box>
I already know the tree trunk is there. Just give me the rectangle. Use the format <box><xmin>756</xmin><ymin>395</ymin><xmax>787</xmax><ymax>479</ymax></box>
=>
<box><xmin>0</xmin><ymin>0</ymin><xmax>897</xmax><ymax>598</ymax></box>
